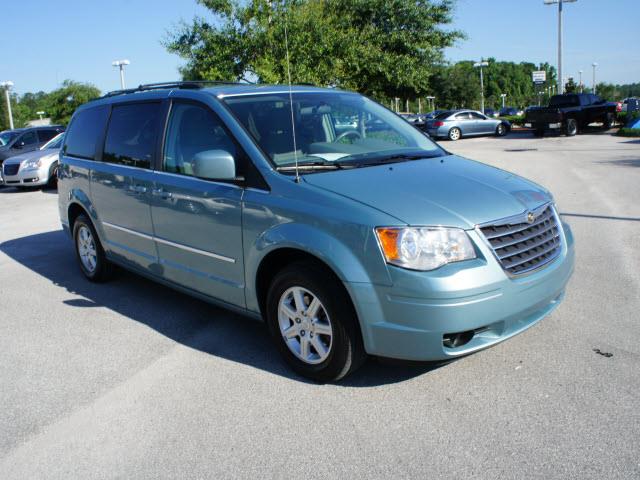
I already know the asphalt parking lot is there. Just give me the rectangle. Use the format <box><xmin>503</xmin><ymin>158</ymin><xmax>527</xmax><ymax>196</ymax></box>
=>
<box><xmin>0</xmin><ymin>131</ymin><xmax>638</xmax><ymax>479</ymax></box>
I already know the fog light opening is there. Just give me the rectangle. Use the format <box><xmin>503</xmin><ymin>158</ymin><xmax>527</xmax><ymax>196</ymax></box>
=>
<box><xmin>443</xmin><ymin>330</ymin><xmax>474</xmax><ymax>349</ymax></box>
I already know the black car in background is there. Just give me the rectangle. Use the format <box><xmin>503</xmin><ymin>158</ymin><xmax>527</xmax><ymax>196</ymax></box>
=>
<box><xmin>398</xmin><ymin>113</ymin><xmax>427</xmax><ymax>131</ymax></box>
<box><xmin>525</xmin><ymin>93</ymin><xmax>617</xmax><ymax>137</ymax></box>
<box><xmin>499</xmin><ymin>106</ymin><xmax>522</xmax><ymax>117</ymax></box>
<box><xmin>484</xmin><ymin>108</ymin><xmax>497</xmax><ymax>118</ymax></box>
<box><xmin>0</xmin><ymin>126</ymin><xmax>65</xmax><ymax>164</ymax></box>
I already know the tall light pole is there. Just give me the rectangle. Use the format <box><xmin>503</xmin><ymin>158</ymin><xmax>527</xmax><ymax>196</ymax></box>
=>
<box><xmin>578</xmin><ymin>70</ymin><xmax>583</xmax><ymax>92</ymax></box>
<box><xmin>112</xmin><ymin>59</ymin><xmax>130</xmax><ymax>89</ymax></box>
<box><xmin>592</xmin><ymin>62</ymin><xmax>598</xmax><ymax>94</ymax></box>
<box><xmin>36</xmin><ymin>111</ymin><xmax>45</xmax><ymax>120</ymax></box>
<box><xmin>474</xmin><ymin>60</ymin><xmax>488</xmax><ymax>114</ymax></box>
<box><xmin>500</xmin><ymin>93</ymin><xmax>507</xmax><ymax>109</ymax></box>
<box><xmin>0</xmin><ymin>81</ymin><xmax>14</xmax><ymax>130</ymax></box>
<box><xmin>544</xmin><ymin>0</ymin><xmax>577</xmax><ymax>95</ymax></box>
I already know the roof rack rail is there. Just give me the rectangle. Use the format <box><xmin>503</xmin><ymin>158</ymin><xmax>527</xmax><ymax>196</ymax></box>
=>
<box><xmin>100</xmin><ymin>80</ymin><xmax>254</xmax><ymax>99</ymax></box>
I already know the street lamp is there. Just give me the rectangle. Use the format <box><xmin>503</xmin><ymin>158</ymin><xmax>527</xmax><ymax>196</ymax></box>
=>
<box><xmin>0</xmin><ymin>81</ymin><xmax>14</xmax><ymax>130</ymax></box>
<box><xmin>592</xmin><ymin>62</ymin><xmax>598</xmax><ymax>94</ymax></box>
<box><xmin>544</xmin><ymin>0</ymin><xmax>577</xmax><ymax>95</ymax></box>
<box><xmin>112</xmin><ymin>59</ymin><xmax>130</xmax><ymax>89</ymax></box>
<box><xmin>578</xmin><ymin>70</ymin><xmax>583</xmax><ymax>92</ymax></box>
<box><xmin>473</xmin><ymin>60</ymin><xmax>489</xmax><ymax>114</ymax></box>
<box><xmin>36</xmin><ymin>111</ymin><xmax>45</xmax><ymax>120</ymax></box>
<box><xmin>500</xmin><ymin>93</ymin><xmax>507</xmax><ymax>109</ymax></box>
<box><xmin>426</xmin><ymin>96</ymin><xmax>435</xmax><ymax>111</ymax></box>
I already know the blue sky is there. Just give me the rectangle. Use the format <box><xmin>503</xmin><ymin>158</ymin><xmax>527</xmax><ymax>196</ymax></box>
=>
<box><xmin>4</xmin><ymin>0</ymin><xmax>639</xmax><ymax>95</ymax></box>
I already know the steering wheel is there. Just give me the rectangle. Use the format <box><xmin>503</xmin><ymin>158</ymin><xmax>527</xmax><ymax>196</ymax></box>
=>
<box><xmin>334</xmin><ymin>130</ymin><xmax>362</xmax><ymax>143</ymax></box>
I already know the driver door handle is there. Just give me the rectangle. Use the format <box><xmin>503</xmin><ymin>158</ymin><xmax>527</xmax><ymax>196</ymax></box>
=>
<box><xmin>152</xmin><ymin>188</ymin><xmax>172</xmax><ymax>199</ymax></box>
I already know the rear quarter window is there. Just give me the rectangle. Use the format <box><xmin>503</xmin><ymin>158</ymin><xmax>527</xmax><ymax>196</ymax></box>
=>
<box><xmin>103</xmin><ymin>102</ymin><xmax>161</xmax><ymax>169</ymax></box>
<box><xmin>64</xmin><ymin>106</ymin><xmax>110</xmax><ymax>160</ymax></box>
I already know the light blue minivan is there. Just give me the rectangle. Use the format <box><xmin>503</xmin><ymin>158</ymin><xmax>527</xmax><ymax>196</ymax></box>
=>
<box><xmin>58</xmin><ymin>82</ymin><xmax>574</xmax><ymax>381</ymax></box>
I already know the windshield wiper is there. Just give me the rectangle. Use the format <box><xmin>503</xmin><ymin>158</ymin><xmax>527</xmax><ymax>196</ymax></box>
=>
<box><xmin>276</xmin><ymin>160</ymin><xmax>346</xmax><ymax>172</ymax></box>
<box><xmin>337</xmin><ymin>151</ymin><xmax>446</xmax><ymax>167</ymax></box>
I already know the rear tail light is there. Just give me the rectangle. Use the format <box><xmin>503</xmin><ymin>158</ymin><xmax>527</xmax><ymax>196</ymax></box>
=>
<box><xmin>433</xmin><ymin>120</ymin><xmax>444</xmax><ymax>127</ymax></box>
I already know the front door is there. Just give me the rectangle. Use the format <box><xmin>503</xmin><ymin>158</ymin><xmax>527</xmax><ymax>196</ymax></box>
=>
<box><xmin>90</xmin><ymin>101</ymin><xmax>163</xmax><ymax>271</ymax></box>
<box><xmin>150</xmin><ymin>100</ymin><xmax>245</xmax><ymax>307</ymax></box>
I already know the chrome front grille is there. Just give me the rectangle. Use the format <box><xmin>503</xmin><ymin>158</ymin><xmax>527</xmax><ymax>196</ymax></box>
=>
<box><xmin>480</xmin><ymin>205</ymin><xmax>561</xmax><ymax>275</ymax></box>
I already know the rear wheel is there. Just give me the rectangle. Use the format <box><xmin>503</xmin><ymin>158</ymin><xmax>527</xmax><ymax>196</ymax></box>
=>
<box><xmin>448</xmin><ymin>127</ymin><xmax>461</xmax><ymax>141</ymax></box>
<box><xmin>266</xmin><ymin>261</ymin><xmax>366</xmax><ymax>382</ymax></box>
<box><xmin>495</xmin><ymin>123</ymin><xmax>507</xmax><ymax>137</ymax></box>
<box><xmin>73</xmin><ymin>214</ymin><xmax>113</xmax><ymax>282</ymax></box>
<box><xmin>564</xmin><ymin>118</ymin><xmax>578</xmax><ymax>136</ymax></box>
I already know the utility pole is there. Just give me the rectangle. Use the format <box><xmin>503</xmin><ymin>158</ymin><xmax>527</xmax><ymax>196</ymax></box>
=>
<box><xmin>500</xmin><ymin>93</ymin><xmax>507</xmax><ymax>109</ymax></box>
<box><xmin>592</xmin><ymin>62</ymin><xmax>598</xmax><ymax>94</ymax></box>
<box><xmin>0</xmin><ymin>81</ymin><xmax>14</xmax><ymax>130</ymax></box>
<box><xmin>426</xmin><ymin>96</ymin><xmax>435</xmax><ymax>111</ymax></box>
<box><xmin>544</xmin><ymin>0</ymin><xmax>577</xmax><ymax>95</ymax></box>
<box><xmin>112</xmin><ymin>59</ymin><xmax>130</xmax><ymax>89</ymax></box>
<box><xmin>474</xmin><ymin>60</ymin><xmax>488</xmax><ymax>114</ymax></box>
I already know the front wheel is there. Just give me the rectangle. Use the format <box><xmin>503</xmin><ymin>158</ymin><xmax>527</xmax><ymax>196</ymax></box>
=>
<box><xmin>45</xmin><ymin>163</ymin><xmax>58</xmax><ymax>189</ymax></box>
<box><xmin>564</xmin><ymin>118</ymin><xmax>578</xmax><ymax>136</ymax></box>
<box><xmin>448</xmin><ymin>127</ymin><xmax>461</xmax><ymax>141</ymax></box>
<box><xmin>495</xmin><ymin>123</ymin><xmax>507</xmax><ymax>137</ymax></box>
<box><xmin>603</xmin><ymin>112</ymin><xmax>615</xmax><ymax>130</ymax></box>
<box><xmin>266</xmin><ymin>262</ymin><xmax>366</xmax><ymax>382</ymax></box>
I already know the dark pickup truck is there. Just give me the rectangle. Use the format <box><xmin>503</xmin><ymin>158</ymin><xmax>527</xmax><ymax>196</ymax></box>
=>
<box><xmin>525</xmin><ymin>93</ymin><xmax>617</xmax><ymax>137</ymax></box>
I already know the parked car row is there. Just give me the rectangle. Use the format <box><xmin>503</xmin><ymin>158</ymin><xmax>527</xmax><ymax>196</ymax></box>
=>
<box><xmin>0</xmin><ymin>126</ymin><xmax>65</xmax><ymax>188</ymax></box>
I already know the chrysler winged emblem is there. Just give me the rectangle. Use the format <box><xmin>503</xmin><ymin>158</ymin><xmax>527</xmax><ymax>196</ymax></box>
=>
<box><xmin>527</xmin><ymin>211</ymin><xmax>535</xmax><ymax>224</ymax></box>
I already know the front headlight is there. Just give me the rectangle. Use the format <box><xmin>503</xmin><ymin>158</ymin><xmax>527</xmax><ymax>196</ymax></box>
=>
<box><xmin>375</xmin><ymin>227</ymin><xmax>476</xmax><ymax>271</ymax></box>
<box><xmin>23</xmin><ymin>158</ymin><xmax>42</xmax><ymax>170</ymax></box>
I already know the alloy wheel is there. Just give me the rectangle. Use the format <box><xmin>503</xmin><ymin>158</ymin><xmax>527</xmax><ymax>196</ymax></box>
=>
<box><xmin>278</xmin><ymin>286</ymin><xmax>333</xmax><ymax>365</ymax></box>
<box><xmin>77</xmin><ymin>225</ymin><xmax>97</xmax><ymax>273</ymax></box>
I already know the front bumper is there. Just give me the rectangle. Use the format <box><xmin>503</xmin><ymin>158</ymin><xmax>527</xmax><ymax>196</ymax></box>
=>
<box><xmin>346</xmin><ymin>222</ymin><xmax>575</xmax><ymax>361</ymax></box>
<box><xmin>2</xmin><ymin>166</ymin><xmax>49</xmax><ymax>187</ymax></box>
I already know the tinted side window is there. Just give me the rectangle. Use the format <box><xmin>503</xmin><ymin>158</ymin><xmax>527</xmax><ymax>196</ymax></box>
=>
<box><xmin>19</xmin><ymin>131</ymin><xmax>38</xmax><ymax>146</ymax></box>
<box><xmin>455</xmin><ymin>113</ymin><xmax>470</xmax><ymax>120</ymax></box>
<box><xmin>64</xmin><ymin>106</ymin><xmax>110</xmax><ymax>160</ymax></box>
<box><xmin>469</xmin><ymin>112</ymin><xmax>485</xmax><ymax>119</ymax></box>
<box><xmin>103</xmin><ymin>102</ymin><xmax>161</xmax><ymax>169</ymax></box>
<box><xmin>163</xmin><ymin>102</ymin><xmax>237</xmax><ymax>176</ymax></box>
<box><xmin>37</xmin><ymin>129</ymin><xmax>58</xmax><ymax>143</ymax></box>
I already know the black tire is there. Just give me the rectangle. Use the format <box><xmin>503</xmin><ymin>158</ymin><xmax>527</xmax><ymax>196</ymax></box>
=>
<box><xmin>45</xmin><ymin>162</ymin><xmax>58</xmax><ymax>189</ymax></box>
<box><xmin>565</xmin><ymin>118</ymin><xmax>578</xmax><ymax>136</ymax></box>
<box><xmin>73</xmin><ymin>214</ymin><xmax>113</xmax><ymax>282</ymax></box>
<box><xmin>448</xmin><ymin>127</ymin><xmax>462</xmax><ymax>141</ymax></box>
<box><xmin>533</xmin><ymin>127</ymin><xmax>545</xmax><ymax>137</ymax></box>
<box><xmin>495</xmin><ymin>123</ymin><xmax>507</xmax><ymax>137</ymax></box>
<box><xmin>265</xmin><ymin>261</ymin><xmax>366</xmax><ymax>382</ymax></box>
<box><xmin>603</xmin><ymin>112</ymin><xmax>615</xmax><ymax>130</ymax></box>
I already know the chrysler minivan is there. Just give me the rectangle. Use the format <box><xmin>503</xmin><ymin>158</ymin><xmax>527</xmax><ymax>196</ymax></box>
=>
<box><xmin>58</xmin><ymin>82</ymin><xmax>574</xmax><ymax>381</ymax></box>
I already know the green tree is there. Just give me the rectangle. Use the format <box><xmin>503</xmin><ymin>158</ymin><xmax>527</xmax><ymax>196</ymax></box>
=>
<box><xmin>165</xmin><ymin>0</ymin><xmax>463</xmax><ymax>101</ymax></box>
<box><xmin>44</xmin><ymin>80</ymin><xmax>101</xmax><ymax>125</ymax></box>
<box><xmin>564</xmin><ymin>77</ymin><xmax>578</xmax><ymax>93</ymax></box>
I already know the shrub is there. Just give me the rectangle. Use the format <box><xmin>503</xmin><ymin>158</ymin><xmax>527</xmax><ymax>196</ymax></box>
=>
<box><xmin>499</xmin><ymin>115</ymin><xmax>525</xmax><ymax>126</ymax></box>
<box><xmin>617</xmin><ymin>127</ymin><xmax>640</xmax><ymax>137</ymax></box>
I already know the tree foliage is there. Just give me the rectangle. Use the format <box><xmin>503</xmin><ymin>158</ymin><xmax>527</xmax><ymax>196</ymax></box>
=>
<box><xmin>0</xmin><ymin>80</ymin><xmax>100</xmax><ymax>130</ymax></box>
<box><xmin>165</xmin><ymin>0</ymin><xmax>463</xmax><ymax>99</ymax></box>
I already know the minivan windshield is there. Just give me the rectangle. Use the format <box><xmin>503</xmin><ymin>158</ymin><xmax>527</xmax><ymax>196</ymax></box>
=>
<box><xmin>223</xmin><ymin>91</ymin><xmax>445</xmax><ymax>171</ymax></box>
<box><xmin>41</xmin><ymin>132</ymin><xmax>64</xmax><ymax>150</ymax></box>
<box><xmin>0</xmin><ymin>131</ymin><xmax>17</xmax><ymax>147</ymax></box>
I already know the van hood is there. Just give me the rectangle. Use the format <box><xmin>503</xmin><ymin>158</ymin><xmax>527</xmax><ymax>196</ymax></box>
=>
<box><xmin>303</xmin><ymin>154</ymin><xmax>551</xmax><ymax>228</ymax></box>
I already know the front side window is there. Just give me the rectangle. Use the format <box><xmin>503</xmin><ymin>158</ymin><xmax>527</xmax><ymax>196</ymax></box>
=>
<box><xmin>223</xmin><ymin>91</ymin><xmax>443</xmax><ymax>170</ymax></box>
<box><xmin>42</xmin><ymin>133</ymin><xmax>64</xmax><ymax>150</ymax></box>
<box><xmin>455</xmin><ymin>112</ymin><xmax>471</xmax><ymax>120</ymax></box>
<box><xmin>163</xmin><ymin>102</ymin><xmax>237</xmax><ymax>177</ymax></box>
<box><xmin>64</xmin><ymin>105</ymin><xmax>110</xmax><ymax>160</ymax></box>
<box><xmin>469</xmin><ymin>112</ymin><xmax>486</xmax><ymax>120</ymax></box>
<box><xmin>0</xmin><ymin>131</ymin><xmax>17</xmax><ymax>146</ymax></box>
<box><xmin>18</xmin><ymin>131</ymin><xmax>37</xmax><ymax>146</ymax></box>
<box><xmin>103</xmin><ymin>102</ymin><xmax>161</xmax><ymax>169</ymax></box>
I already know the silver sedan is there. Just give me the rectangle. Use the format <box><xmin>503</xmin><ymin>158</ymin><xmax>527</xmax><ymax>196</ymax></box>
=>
<box><xmin>425</xmin><ymin>110</ymin><xmax>510</xmax><ymax>141</ymax></box>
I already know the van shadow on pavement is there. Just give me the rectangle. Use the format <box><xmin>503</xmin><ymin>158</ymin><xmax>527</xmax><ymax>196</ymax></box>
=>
<box><xmin>0</xmin><ymin>229</ymin><xmax>444</xmax><ymax>386</ymax></box>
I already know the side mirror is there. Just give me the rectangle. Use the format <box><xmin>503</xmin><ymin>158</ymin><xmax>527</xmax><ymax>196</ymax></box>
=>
<box><xmin>192</xmin><ymin>149</ymin><xmax>236</xmax><ymax>181</ymax></box>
